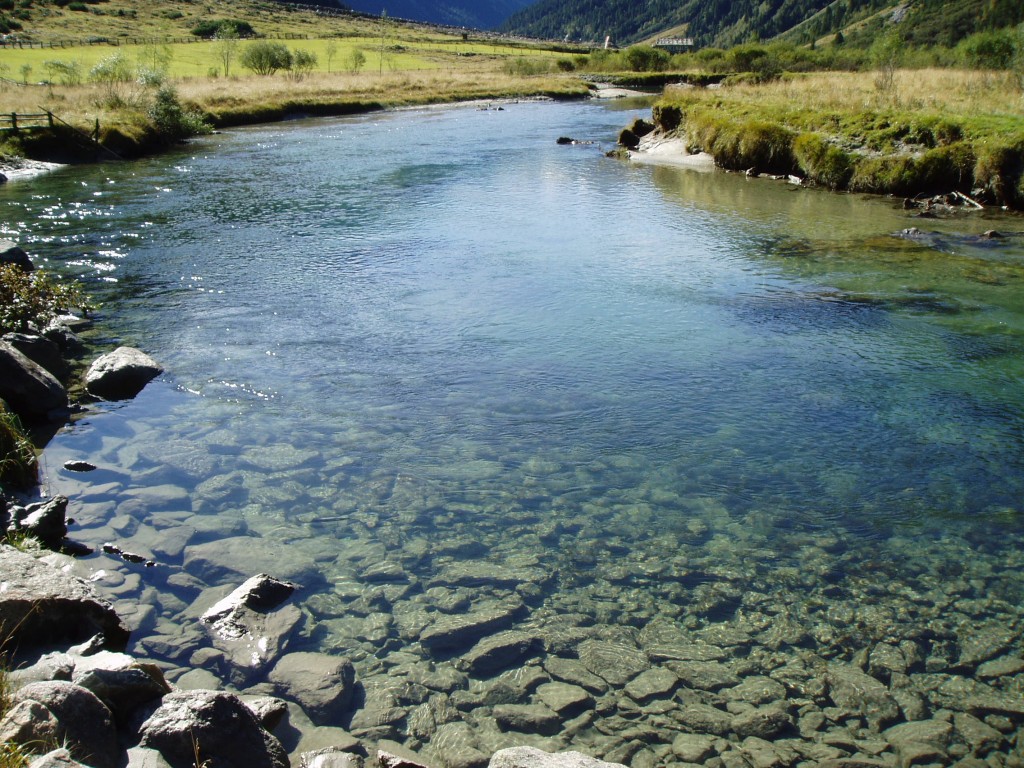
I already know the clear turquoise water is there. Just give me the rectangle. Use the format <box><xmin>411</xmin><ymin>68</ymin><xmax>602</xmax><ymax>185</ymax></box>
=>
<box><xmin>4</xmin><ymin>98</ymin><xmax>1024</xmax><ymax>701</ymax></box>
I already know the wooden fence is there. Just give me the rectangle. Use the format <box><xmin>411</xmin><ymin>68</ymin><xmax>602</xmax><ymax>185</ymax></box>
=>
<box><xmin>0</xmin><ymin>112</ymin><xmax>54</xmax><ymax>131</ymax></box>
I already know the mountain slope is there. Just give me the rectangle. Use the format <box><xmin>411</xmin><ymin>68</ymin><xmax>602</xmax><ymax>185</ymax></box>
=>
<box><xmin>340</xmin><ymin>0</ymin><xmax>535</xmax><ymax>29</ymax></box>
<box><xmin>499</xmin><ymin>0</ymin><xmax>1024</xmax><ymax>48</ymax></box>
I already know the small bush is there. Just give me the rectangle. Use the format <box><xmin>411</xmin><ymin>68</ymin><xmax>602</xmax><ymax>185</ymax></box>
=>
<box><xmin>241</xmin><ymin>40</ymin><xmax>292</xmax><ymax>76</ymax></box>
<box><xmin>67</xmin><ymin>2</ymin><xmax>87</xmax><ymax>10</ymax></box>
<box><xmin>0</xmin><ymin>264</ymin><xmax>91</xmax><ymax>336</ymax></box>
<box><xmin>148</xmin><ymin>86</ymin><xmax>211</xmax><ymax>144</ymax></box>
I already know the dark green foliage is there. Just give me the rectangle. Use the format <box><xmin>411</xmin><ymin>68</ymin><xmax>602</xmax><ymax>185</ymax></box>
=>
<box><xmin>623</xmin><ymin>45</ymin><xmax>670</xmax><ymax>72</ymax></box>
<box><xmin>501</xmin><ymin>0</ymin><xmax>1024</xmax><ymax>51</ymax></box>
<box><xmin>190</xmin><ymin>18</ymin><xmax>255</xmax><ymax>38</ymax></box>
<box><xmin>793</xmin><ymin>133</ymin><xmax>853</xmax><ymax>189</ymax></box>
<box><xmin>849</xmin><ymin>144</ymin><xmax>976</xmax><ymax>197</ymax></box>
<box><xmin>957</xmin><ymin>29</ymin><xmax>1017</xmax><ymax>69</ymax></box>
<box><xmin>652</xmin><ymin>103</ymin><xmax>683</xmax><ymax>132</ymax></box>
<box><xmin>148</xmin><ymin>86</ymin><xmax>212</xmax><ymax>144</ymax></box>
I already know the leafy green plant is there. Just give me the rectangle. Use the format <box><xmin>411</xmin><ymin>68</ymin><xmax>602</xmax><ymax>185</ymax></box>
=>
<box><xmin>0</xmin><ymin>403</ymin><xmax>38</xmax><ymax>491</ymax></box>
<box><xmin>0</xmin><ymin>264</ymin><xmax>92</xmax><ymax>335</ymax></box>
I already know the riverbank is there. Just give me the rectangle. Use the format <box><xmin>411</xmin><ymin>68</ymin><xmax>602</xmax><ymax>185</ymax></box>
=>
<box><xmin>624</xmin><ymin>69</ymin><xmax>1024</xmax><ymax>210</ymax></box>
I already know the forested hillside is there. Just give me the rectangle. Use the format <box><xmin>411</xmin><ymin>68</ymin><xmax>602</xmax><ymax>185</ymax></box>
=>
<box><xmin>499</xmin><ymin>0</ymin><xmax>1024</xmax><ymax>48</ymax></box>
<box><xmin>339</xmin><ymin>0</ymin><xmax>534</xmax><ymax>29</ymax></box>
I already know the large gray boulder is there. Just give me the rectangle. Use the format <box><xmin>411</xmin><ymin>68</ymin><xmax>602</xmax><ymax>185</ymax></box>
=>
<box><xmin>199</xmin><ymin>574</ymin><xmax>302</xmax><ymax>687</ymax></box>
<box><xmin>0</xmin><ymin>239</ymin><xmax>33</xmax><ymax>270</ymax></box>
<box><xmin>84</xmin><ymin>346</ymin><xmax>163</xmax><ymax>400</ymax></box>
<box><xmin>138</xmin><ymin>690</ymin><xmax>288</xmax><ymax>768</ymax></box>
<box><xmin>0</xmin><ymin>545</ymin><xmax>130</xmax><ymax>652</ymax></box>
<box><xmin>7</xmin><ymin>681</ymin><xmax>119</xmax><ymax>768</ymax></box>
<box><xmin>488</xmin><ymin>747</ymin><xmax>627</xmax><ymax>768</ymax></box>
<box><xmin>3</xmin><ymin>332</ymin><xmax>68</xmax><ymax>378</ymax></box>
<box><xmin>0</xmin><ymin>340</ymin><xmax>69</xmax><ymax>422</ymax></box>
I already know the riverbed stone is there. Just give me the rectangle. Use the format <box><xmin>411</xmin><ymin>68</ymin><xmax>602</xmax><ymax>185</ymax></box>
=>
<box><xmin>183</xmin><ymin>536</ymin><xmax>323</xmax><ymax>586</ymax></box>
<box><xmin>672</xmin><ymin>703</ymin><xmax>733</xmax><ymax>736</ymax></box>
<box><xmin>975</xmin><ymin>656</ymin><xmax>1024</xmax><ymax>679</ymax></box>
<box><xmin>578</xmin><ymin>640</ymin><xmax>649</xmax><ymax>687</ymax></box>
<box><xmin>826</xmin><ymin>663</ymin><xmax>900</xmax><ymax>731</ymax></box>
<box><xmin>488</xmin><ymin>747</ymin><xmax>628</xmax><ymax>768</ymax></box>
<box><xmin>722</xmin><ymin>676</ymin><xmax>787</xmax><ymax>706</ymax></box>
<box><xmin>731</xmin><ymin>705</ymin><xmax>793</xmax><ymax>740</ymax></box>
<box><xmin>418</xmin><ymin>598</ymin><xmax>525</xmax><ymax>653</ymax></box>
<box><xmin>84</xmin><ymin>346</ymin><xmax>163</xmax><ymax>400</ymax></box>
<box><xmin>952</xmin><ymin>712</ymin><xmax>1003</xmax><ymax>754</ymax></box>
<box><xmin>543</xmin><ymin>657</ymin><xmax>609</xmax><ymax>694</ymax></box>
<box><xmin>267</xmin><ymin>651</ymin><xmax>356</xmax><ymax>725</ymax></box>
<box><xmin>623</xmin><ymin>667</ymin><xmax>679</xmax><ymax>703</ymax></box>
<box><xmin>456</xmin><ymin>630</ymin><xmax>542</xmax><ymax>674</ymax></box>
<box><xmin>493</xmin><ymin>703</ymin><xmax>561</xmax><ymax>735</ymax></box>
<box><xmin>671</xmin><ymin>661</ymin><xmax>741</xmax><ymax>692</ymax></box>
<box><xmin>536</xmin><ymin>681</ymin><xmax>593</xmax><ymax>717</ymax></box>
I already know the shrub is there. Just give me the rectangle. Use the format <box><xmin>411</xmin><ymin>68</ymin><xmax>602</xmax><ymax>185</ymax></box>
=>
<box><xmin>89</xmin><ymin>52</ymin><xmax>140</xmax><ymax>107</ymax></box>
<box><xmin>241</xmin><ymin>41</ymin><xmax>292</xmax><ymax>76</ymax></box>
<box><xmin>289</xmin><ymin>49</ymin><xmax>318</xmax><ymax>80</ymax></box>
<box><xmin>0</xmin><ymin>264</ymin><xmax>91</xmax><ymax>336</ymax></box>
<box><xmin>190</xmin><ymin>19</ymin><xmax>254</xmax><ymax>38</ymax></box>
<box><xmin>43</xmin><ymin>59</ymin><xmax>82</xmax><ymax>86</ymax></box>
<box><xmin>148</xmin><ymin>86</ymin><xmax>211</xmax><ymax>144</ymax></box>
<box><xmin>957</xmin><ymin>29</ymin><xmax>1016</xmax><ymax>69</ymax></box>
<box><xmin>793</xmin><ymin>133</ymin><xmax>853</xmax><ymax>189</ymax></box>
<box><xmin>623</xmin><ymin>45</ymin><xmax>669</xmax><ymax>73</ymax></box>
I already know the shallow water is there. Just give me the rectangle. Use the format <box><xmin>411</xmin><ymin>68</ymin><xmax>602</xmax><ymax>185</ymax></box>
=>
<box><xmin>5</xmin><ymin>100</ymin><xmax>1024</xmax><ymax>762</ymax></box>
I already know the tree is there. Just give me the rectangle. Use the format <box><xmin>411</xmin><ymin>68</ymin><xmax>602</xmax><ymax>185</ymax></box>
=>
<box><xmin>290</xmin><ymin>49</ymin><xmax>318</xmax><ymax>80</ymax></box>
<box><xmin>347</xmin><ymin>48</ymin><xmax>367</xmax><ymax>73</ymax></box>
<box><xmin>241</xmin><ymin>41</ymin><xmax>292</xmax><ymax>76</ymax></box>
<box><xmin>324</xmin><ymin>39</ymin><xmax>338</xmax><ymax>73</ymax></box>
<box><xmin>215</xmin><ymin>33</ymin><xmax>240</xmax><ymax>78</ymax></box>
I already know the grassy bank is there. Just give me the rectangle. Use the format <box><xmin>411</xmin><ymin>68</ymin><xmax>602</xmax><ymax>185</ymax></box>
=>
<box><xmin>647</xmin><ymin>68</ymin><xmax>1024</xmax><ymax>207</ymax></box>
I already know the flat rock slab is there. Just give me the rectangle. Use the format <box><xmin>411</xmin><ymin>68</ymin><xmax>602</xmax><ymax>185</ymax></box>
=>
<box><xmin>183</xmin><ymin>537</ymin><xmax>323</xmax><ymax>587</ymax></box>
<box><xmin>84</xmin><ymin>346</ymin><xmax>163</xmax><ymax>400</ymax></box>
<box><xmin>578</xmin><ymin>640</ymin><xmax>649</xmax><ymax>687</ymax></box>
<box><xmin>419</xmin><ymin>599</ymin><xmax>524</xmax><ymax>653</ymax></box>
<box><xmin>0</xmin><ymin>545</ymin><xmax>129</xmax><ymax>652</ymax></box>
<box><xmin>488</xmin><ymin>747</ymin><xmax>627</xmax><ymax>768</ymax></box>
<box><xmin>456</xmin><ymin>630</ymin><xmax>541</xmax><ymax>675</ymax></box>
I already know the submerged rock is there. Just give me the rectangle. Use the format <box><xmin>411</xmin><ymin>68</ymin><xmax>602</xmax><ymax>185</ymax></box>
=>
<box><xmin>488</xmin><ymin>747</ymin><xmax>627</xmax><ymax>768</ymax></box>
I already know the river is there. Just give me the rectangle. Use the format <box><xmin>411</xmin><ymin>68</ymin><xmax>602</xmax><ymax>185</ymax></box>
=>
<box><xmin>4</xmin><ymin>99</ymin><xmax>1024</xmax><ymax>764</ymax></box>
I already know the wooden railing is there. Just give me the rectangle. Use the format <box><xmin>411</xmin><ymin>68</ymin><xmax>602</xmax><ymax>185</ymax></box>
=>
<box><xmin>0</xmin><ymin>112</ymin><xmax>54</xmax><ymax>131</ymax></box>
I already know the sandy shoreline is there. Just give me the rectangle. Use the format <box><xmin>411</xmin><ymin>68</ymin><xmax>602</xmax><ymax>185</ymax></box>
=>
<box><xmin>628</xmin><ymin>132</ymin><xmax>716</xmax><ymax>171</ymax></box>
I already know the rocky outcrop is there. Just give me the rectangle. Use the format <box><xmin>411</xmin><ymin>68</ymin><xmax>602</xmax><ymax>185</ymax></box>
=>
<box><xmin>83</xmin><ymin>346</ymin><xmax>163</xmax><ymax>400</ymax></box>
<box><xmin>5</xmin><ymin>681</ymin><xmax>119</xmax><ymax>768</ymax></box>
<box><xmin>0</xmin><ymin>339</ymin><xmax>69</xmax><ymax>422</ymax></box>
<box><xmin>0</xmin><ymin>545</ymin><xmax>130</xmax><ymax>652</ymax></box>
<box><xmin>137</xmin><ymin>690</ymin><xmax>289</xmax><ymax>768</ymax></box>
